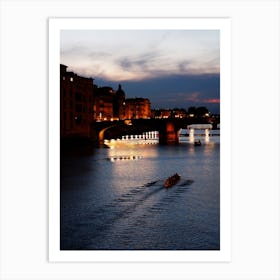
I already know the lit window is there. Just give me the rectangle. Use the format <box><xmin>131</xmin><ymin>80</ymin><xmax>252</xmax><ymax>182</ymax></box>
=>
<box><xmin>70</xmin><ymin>77</ymin><xmax>73</xmax><ymax>82</ymax></box>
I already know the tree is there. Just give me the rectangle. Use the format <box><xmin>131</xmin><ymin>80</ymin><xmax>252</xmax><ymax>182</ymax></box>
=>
<box><xmin>187</xmin><ymin>106</ymin><xmax>196</xmax><ymax>115</ymax></box>
<box><xmin>187</xmin><ymin>106</ymin><xmax>209</xmax><ymax>117</ymax></box>
<box><xmin>196</xmin><ymin>106</ymin><xmax>209</xmax><ymax>117</ymax></box>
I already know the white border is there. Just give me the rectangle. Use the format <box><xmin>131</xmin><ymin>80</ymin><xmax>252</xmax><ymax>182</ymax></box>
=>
<box><xmin>49</xmin><ymin>18</ymin><xmax>231</xmax><ymax>262</ymax></box>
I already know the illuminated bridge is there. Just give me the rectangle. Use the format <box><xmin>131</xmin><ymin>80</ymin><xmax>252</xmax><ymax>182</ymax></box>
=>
<box><xmin>90</xmin><ymin>118</ymin><xmax>218</xmax><ymax>145</ymax></box>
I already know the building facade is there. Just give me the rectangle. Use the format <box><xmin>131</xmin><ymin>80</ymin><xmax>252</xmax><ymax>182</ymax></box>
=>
<box><xmin>60</xmin><ymin>64</ymin><xmax>94</xmax><ymax>138</ymax></box>
<box><xmin>93</xmin><ymin>86</ymin><xmax>115</xmax><ymax>121</ymax></box>
<box><xmin>125</xmin><ymin>98</ymin><xmax>151</xmax><ymax>119</ymax></box>
<box><xmin>61</xmin><ymin>64</ymin><xmax>151</xmax><ymax>137</ymax></box>
<box><xmin>93</xmin><ymin>84</ymin><xmax>128</xmax><ymax>121</ymax></box>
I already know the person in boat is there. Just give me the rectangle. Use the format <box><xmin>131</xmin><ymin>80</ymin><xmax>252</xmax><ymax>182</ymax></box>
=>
<box><xmin>164</xmin><ymin>173</ymin><xmax>180</xmax><ymax>188</ymax></box>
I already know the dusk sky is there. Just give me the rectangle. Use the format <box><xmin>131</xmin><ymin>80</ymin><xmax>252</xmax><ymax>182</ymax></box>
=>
<box><xmin>61</xmin><ymin>30</ymin><xmax>220</xmax><ymax>113</ymax></box>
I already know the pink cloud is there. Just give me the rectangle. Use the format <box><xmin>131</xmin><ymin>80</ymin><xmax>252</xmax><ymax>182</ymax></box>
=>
<box><xmin>184</xmin><ymin>92</ymin><xmax>201</xmax><ymax>102</ymax></box>
<box><xmin>203</xmin><ymin>98</ymin><xmax>220</xmax><ymax>104</ymax></box>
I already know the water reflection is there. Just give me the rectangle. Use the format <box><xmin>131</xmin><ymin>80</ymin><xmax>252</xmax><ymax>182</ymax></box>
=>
<box><xmin>180</xmin><ymin>129</ymin><xmax>219</xmax><ymax>145</ymax></box>
<box><xmin>108</xmin><ymin>144</ymin><xmax>160</xmax><ymax>160</ymax></box>
<box><xmin>61</xmin><ymin>140</ymin><xmax>220</xmax><ymax>250</ymax></box>
<box><xmin>109</xmin><ymin>145</ymin><xmax>161</xmax><ymax>195</ymax></box>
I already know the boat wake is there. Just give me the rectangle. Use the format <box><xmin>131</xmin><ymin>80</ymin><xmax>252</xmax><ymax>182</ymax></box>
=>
<box><xmin>65</xmin><ymin>177</ymin><xmax>194</xmax><ymax>249</ymax></box>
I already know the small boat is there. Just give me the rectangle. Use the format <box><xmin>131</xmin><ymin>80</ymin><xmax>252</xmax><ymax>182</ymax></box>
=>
<box><xmin>164</xmin><ymin>173</ymin><xmax>180</xmax><ymax>188</ymax></box>
<box><xmin>194</xmin><ymin>140</ymin><xmax>201</xmax><ymax>146</ymax></box>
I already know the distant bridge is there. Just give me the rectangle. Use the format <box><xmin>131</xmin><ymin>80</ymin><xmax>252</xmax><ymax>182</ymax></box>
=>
<box><xmin>90</xmin><ymin>118</ymin><xmax>218</xmax><ymax>145</ymax></box>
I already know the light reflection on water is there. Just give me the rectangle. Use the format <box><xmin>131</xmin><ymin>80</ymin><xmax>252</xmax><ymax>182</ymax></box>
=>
<box><xmin>61</xmin><ymin>138</ymin><xmax>220</xmax><ymax>250</ymax></box>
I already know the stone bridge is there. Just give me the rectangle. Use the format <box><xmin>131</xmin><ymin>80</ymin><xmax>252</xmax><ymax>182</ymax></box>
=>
<box><xmin>90</xmin><ymin>118</ymin><xmax>215</xmax><ymax>145</ymax></box>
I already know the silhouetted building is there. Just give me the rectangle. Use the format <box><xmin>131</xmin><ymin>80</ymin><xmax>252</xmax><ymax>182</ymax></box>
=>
<box><xmin>61</xmin><ymin>65</ymin><xmax>150</xmax><ymax>125</ymax></box>
<box><xmin>151</xmin><ymin>109</ymin><xmax>172</xmax><ymax>119</ymax></box>
<box><xmin>93</xmin><ymin>84</ymin><xmax>127</xmax><ymax>121</ymax></box>
<box><xmin>172</xmin><ymin>108</ymin><xmax>187</xmax><ymax>118</ymax></box>
<box><xmin>60</xmin><ymin>64</ymin><xmax>94</xmax><ymax>138</ymax></box>
<box><xmin>125</xmin><ymin>98</ymin><xmax>151</xmax><ymax>119</ymax></box>
<box><xmin>114</xmin><ymin>84</ymin><xmax>126</xmax><ymax>120</ymax></box>
<box><xmin>151</xmin><ymin>108</ymin><xmax>187</xmax><ymax>119</ymax></box>
<box><xmin>93</xmin><ymin>86</ymin><xmax>116</xmax><ymax>121</ymax></box>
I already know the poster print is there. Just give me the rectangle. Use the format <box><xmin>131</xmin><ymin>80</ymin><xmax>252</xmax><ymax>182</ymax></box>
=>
<box><xmin>49</xmin><ymin>18</ymin><xmax>231</xmax><ymax>262</ymax></box>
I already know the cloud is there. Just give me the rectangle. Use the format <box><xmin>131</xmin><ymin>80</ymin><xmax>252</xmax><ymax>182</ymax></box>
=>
<box><xmin>119</xmin><ymin>58</ymin><xmax>133</xmax><ymax>70</ymax></box>
<box><xmin>60</xmin><ymin>30</ymin><xmax>220</xmax><ymax>112</ymax></box>
<box><xmin>87</xmin><ymin>51</ymin><xmax>112</xmax><ymax>59</ymax></box>
<box><xmin>117</xmin><ymin>51</ymin><xmax>163</xmax><ymax>75</ymax></box>
<box><xmin>166</xmin><ymin>92</ymin><xmax>220</xmax><ymax>105</ymax></box>
<box><xmin>184</xmin><ymin>92</ymin><xmax>201</xmax><ymax>102</ymax></box>
<box><xmin>177</xmin><ymin>61</ymin><xmax>192</xmax><ymax>72</ymax></box>
<box><xmin>61</xmin><ymin>30</ymin><xmax>220</xmax><ymax>81</ymax></box>
<box><xmin>203</xmin><ymin>98</ymin><xmax>220</xmax><ymax>103</ymax></box>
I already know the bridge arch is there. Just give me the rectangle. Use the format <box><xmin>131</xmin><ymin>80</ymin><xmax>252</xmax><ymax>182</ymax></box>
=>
<box><xmin>98</xmin><ymin>124</ymin><xmax>123</xmax><ymax>144</ymax></box>
<box><xmin>186</xmin><ymin>124</ymin><xmax>213</xmax><ymax>143</ymax></box>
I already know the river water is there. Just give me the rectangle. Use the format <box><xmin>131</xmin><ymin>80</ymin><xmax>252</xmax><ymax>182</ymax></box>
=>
<box><xmin>60</xmin><ymin>136</ymin><xmax>220</xmax><ymax>250</ymax></box>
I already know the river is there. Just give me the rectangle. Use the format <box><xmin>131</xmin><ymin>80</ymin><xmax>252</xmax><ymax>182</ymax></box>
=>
<box><xmin>60</xmin><ymin>135</ymin><xmax>220</xmax><ymax>250</ymax></box>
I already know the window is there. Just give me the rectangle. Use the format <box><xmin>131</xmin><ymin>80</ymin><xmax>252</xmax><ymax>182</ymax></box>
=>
<box><xmin>75</xmin><ymin>92</ymin><xmax>82</xmax><ymax>102</ymax></box>
<box><xmin>75</xmin><ymin>104</ymin><xmax>82</xmax><ymax>112</ymax></box>
<box><xmin>74</xmin><ymin>115</ymin><xmax>82</xmax><ymax>125</ymax></box>
<box><xmin>70</xmin><ymin>113</ymin><xmax>73</xmax><ymax>128</ymax></box>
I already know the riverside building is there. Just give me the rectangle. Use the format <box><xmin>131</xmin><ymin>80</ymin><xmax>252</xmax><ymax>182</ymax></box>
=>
<box><xmin>124</xmin><ymin>98</ymin><xmax>151</xmax><ymax>119</ymax></box>
<box><xmin>93</xmin><ymin>84</ymin><xmax>126</xmax><ymax>121</ymax></box>
<box><xmin>60</xmin><ymin>64</ymin><xmax>94</xmax><ymax>139</ymax></box>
